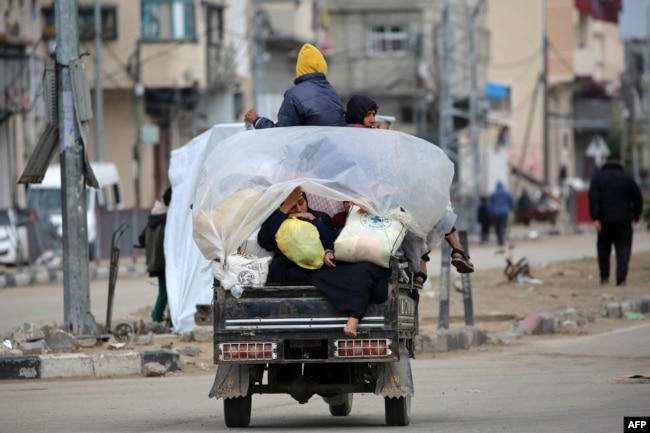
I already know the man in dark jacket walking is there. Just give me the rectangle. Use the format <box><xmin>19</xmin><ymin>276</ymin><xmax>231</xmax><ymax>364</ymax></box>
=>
<box><xmin>588</xmin><ymin>153</ymin><xmax>643</xmax><ymax>286</ymax></box>
<box><xmin>244</xmin><ymin>43</ymin><xmax>346</xmax><ymax>128</ymax></box>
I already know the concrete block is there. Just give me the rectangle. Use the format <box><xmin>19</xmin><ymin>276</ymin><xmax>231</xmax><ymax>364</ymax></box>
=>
<box><xmin>142</xmin><ymin>350</ymin><xmax>181</xmax><ymax>372</ymax></box>
<box><xmin>429</xmin><ymin>331</ymin><xmax>449</xmax><ymax>353</ymax></box>
<box><xmin>93</xmin><ymin>352</ymin><xmax>142</xmax><ymax>377</ymax></box>
<box><xmin>21</xmin><ymin>340</ymin><xmax>47</xmax><ymax>355</ymax></box>
<box><xmin>635</xmin><ymin>296</ymin><xmax>650</xmax><ymax>314</ymax></box>
<box><xmin>0</xmin><ymin>356</ymin><xmax>40</xmax><ymax>380</ymax></box>
<box><xmin>517</xmin><ymin>314</ymin><xmax>542</xmax><ymax>335</ymax></box>
<box><xmin>191</xmin><ymin>326</ymin><xmax>212</xmax><ymax>342</ymax></box>
<box><xmin>540</xmin><ymin>314</ymin><xmax>557</xmax><ymax>334</ymax></box>
<box><xmin>40</xmin><ymin>354</ymin><xmax>94</xmax><ymax>379</ymax></box>
<box><xmin>12</xmin><ymin>273</ymin><xmax>31</xmax><ymax>287</ymax></box>
<box><xmin>555</xmin><ymin>305</ymin><xmax>578</xmax><ymax>322</ymax></box>
<box><xmin>605</xmin><ymin>302</ymin><xmax>622</xmax><ymax>318</ymax></box>
<box><xmin>32</xmin><ymin>270</ymin><xmax>51</xmax><ymax>285</ymax></box>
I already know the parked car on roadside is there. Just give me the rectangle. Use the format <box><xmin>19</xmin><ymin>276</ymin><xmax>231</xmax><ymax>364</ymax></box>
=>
<box><xmin>0</xmin><ymin>209</ymin><xmax>29</xmax><ymax>266</ymax></box>
<box><xmin>0</xmin><ymin>208</ymin><xmax>62</xmax><ymax>266</ymax></box>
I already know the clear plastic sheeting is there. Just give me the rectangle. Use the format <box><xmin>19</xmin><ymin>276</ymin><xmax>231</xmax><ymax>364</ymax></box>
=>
<box><xmin>192</xmin><ymin>126</ymin><xmax>455</xmax><ymax>269</ymax></box>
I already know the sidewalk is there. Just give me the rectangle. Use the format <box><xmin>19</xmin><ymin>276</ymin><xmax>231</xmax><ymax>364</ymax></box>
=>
<box><xmin>428</xmin><ymin>222</ymin><xmax>650</xmax><ymax>277</ymax></box>
<box><xmin>0</xmin><ymin>258</ymin><xmax>147</xmax><ymax>289</ymax></box>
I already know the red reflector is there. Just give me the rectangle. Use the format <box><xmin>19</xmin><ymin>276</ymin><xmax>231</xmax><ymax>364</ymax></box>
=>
<box><xmin>336</xmin><ymin>339</ymin><xmax>392</xmax><ymax>358</ymax></box>
<box><xmin>219</xmin><ymin>342</ymin><xmax>276</xmax><ymax>361</ymax></box>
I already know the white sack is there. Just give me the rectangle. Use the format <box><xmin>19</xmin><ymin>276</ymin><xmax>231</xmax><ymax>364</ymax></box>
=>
<box><xmin>333</xmin><ymin>205</ymin><xmax>407</xmax><ymax>268</ymax></box>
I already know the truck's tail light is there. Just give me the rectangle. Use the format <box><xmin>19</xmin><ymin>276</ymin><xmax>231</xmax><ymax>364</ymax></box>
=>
<box><xmin>219</xmin><ymin>342</ymin><xmax>277</xmax><ymax>361</ymax></box>
<box><xmin>335</xmin><ymin>339</ymin><xmax>392</xmax><ymax>358</ymax></box>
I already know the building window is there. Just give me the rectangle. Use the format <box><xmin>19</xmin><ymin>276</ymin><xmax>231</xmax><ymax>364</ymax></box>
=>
<box><xmin>42</xmin><ymin>5</ymin><xmax>118</xmax><ymax>40</ymax></box>
<box><xmin>366</xmin><ymin>25</ymin><xmax>408</xmax><ymax>53</ymax></box>
<box><xmin>206</xmin><ymin>4</ymin><xmax>234</xmax><ymax>88</ymax></box>
<box><xmin>141</xmin><ymin>0</ymin><xmax>196</xmax><ymax>41</ymax></box>
<box><xmin>206</xmin><ymin>4</ymin><xmax>223</xmax><ymax>46</ymax></box>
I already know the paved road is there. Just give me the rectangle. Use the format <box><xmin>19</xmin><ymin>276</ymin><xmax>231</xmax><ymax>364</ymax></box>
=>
<box><xmin>428</xmin><ymin>224</ymin><xmax>650</xmax><ymax>276</ymax></box>
<box><xmin>0</xmin><ymin>274</ymin><xmax>156</xmax><ymax>335</ymax></box>
<box><xmin>1</xmin><ymin>323</ymin><xmax>648</xmax><ymax>433</ymax></box>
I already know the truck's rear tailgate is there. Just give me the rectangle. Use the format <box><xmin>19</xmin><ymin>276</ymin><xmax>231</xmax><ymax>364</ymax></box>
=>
<box><xmin>213</xmin><ymin>265</ymin><xmax>419</xmax><ymax>364</ymax></box>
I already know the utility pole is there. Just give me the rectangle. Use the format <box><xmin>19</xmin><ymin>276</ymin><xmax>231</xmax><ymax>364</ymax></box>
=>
<box><xmin>541</xmin><ymin>0</ymin><xmax>549</xmax><ymax>185</ymax></box>
<box><xmin>56</xmin><ymin>0</ymin><xmax>96</xmax><ymax>336</ymax></box>
<box><xmin>437</xmin><ymin>0</ymin><xmax>484</xmax><ymax>231</ymax></box>
<box><xmin>93</xmin><ymin>0</ymin><xmax>103</xmax><ymax>161</ymax></box>
<box><xmin>467</xmin><ymin>1</ymin><xmax>482</xmax><ymax>234</ymax></box>
<box><xmin>252</xmin><ymin>0</ymin><xmax>265</xmax><ymax>111</ymax></box>
<box><xmin>134</xmin><ymin>41</ymin><xmax>143</xmax><ymax>208</ymax></box>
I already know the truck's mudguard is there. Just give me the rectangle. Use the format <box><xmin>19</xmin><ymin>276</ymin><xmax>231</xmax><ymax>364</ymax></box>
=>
<box><xmin>375</xmin><ymin>351</ymin><xmax>414</xmax><ymax>397</ymax></box>
<box><xmin>208</xmin><ymin>364</ymin><xmax>250</xmax><ymax>399</ymax></box>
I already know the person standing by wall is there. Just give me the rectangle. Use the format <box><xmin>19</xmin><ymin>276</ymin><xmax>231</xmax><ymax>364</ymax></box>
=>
<box><xmin>244</xmin><ymin>43</ymin><xmax>346</xmax><ymax>128</ymax></box>
<box><xmin>139</xmin><ymin>187</ymin><xmax>172</xmax><ymax>324</ymax></box>
<box><xmin>488</xmin><ymin>181</ymin><xmax>514</xmax><ymax>247</ymax></box>
<box><xmin>588</xmin><ymin>153</ymin><xmax>643</xmax><ymax>286</ymax></box>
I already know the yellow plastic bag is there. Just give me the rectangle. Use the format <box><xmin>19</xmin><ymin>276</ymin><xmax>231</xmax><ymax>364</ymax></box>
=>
<box><xmin>275</xmin><ymin>217</ymin><xmax>324</xmax><ymax>269</ymax></box>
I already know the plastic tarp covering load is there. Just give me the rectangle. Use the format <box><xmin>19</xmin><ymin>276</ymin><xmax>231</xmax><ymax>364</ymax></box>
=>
<box><xmin>166</xmin><ymin>124</ymin><xmax>245</xmax><ymax>333</ymax></box>
<box><xmin>192</xmin><ymin>126</ymin><xmax>455</xmax><ymax>285</ymax></box>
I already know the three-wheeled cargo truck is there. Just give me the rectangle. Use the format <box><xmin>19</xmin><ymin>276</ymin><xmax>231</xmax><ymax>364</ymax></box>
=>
<box><xmin>208</xmin><ymin>259</ymin><xmax>420</xmax><ymax>427</ymax></box>
<box><xmin>190</xmin><ymin>125</ymin><xmax>455</xmax><ymax>428</ymax></box>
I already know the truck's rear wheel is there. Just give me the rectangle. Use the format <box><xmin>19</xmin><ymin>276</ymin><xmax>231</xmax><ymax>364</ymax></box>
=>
<box><xmin>385</xmin><ymin>395</ymin><xmax>411</xmax><ymax>426</ymax></box>
<box><xmin>223</xmin><ymin>394</ymin><xmax>252</xmax><ymax>427</ymax></box>
<box><xmin>328</xmin><ymin>393</ymin><xmax>353</xmax><ymax>416</ymax></box>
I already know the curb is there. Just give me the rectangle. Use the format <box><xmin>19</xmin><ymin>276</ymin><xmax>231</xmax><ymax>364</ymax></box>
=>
<box><xmin>416</xmin><ymin>326</ymin><xmax>488</xmax><ymax>354</ymax></box>
<box><xmin>0</xmin><ymin>349</ymin><xmax>179</xmax><ymax>380</ymax></box>
<box><xmin>0</xmin><ymin>263</ymin><xmax>147</xmax><ymax>289</ymax></box>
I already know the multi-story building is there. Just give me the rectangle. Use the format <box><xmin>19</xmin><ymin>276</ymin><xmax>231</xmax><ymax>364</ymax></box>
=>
<box><xmin>4</xmin><ymin>0</ymin><xmax>250</xmax><ymax>210</ymax></box>
<box><xmin>0</xmin><ymin>0</ymin><xmax>46</xmax><ymax>208</ymax></box>
<box><xmin>486</xmin><ymin>0</ymin><xmax>624</xmax><ymax>190</ymax></box>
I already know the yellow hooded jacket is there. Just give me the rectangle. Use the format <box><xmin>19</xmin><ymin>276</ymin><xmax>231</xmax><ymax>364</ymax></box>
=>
<box><xmin>296</xmin><ymin>43</ymin><xmax>328</xmax><ymax>77</ymax></box>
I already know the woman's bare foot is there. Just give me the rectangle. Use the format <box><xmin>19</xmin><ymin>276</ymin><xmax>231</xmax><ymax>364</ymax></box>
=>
<box><xmin>344</xmin><ymin>317</ymin><xmax>359</xmax><ymax>337</ymax></box>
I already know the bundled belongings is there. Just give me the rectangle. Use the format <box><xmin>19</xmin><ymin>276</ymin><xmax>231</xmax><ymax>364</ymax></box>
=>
<box><xmin>333</xmin><ymin>205</ymin><xmax>407</xmax><ymax>268</ymax></box>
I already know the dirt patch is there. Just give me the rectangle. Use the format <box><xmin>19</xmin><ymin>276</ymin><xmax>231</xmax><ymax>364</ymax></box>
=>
<box><xmin>418</xmin><ymin>250</ymin><xmax>650</xmax><ymax>337</ymax></box>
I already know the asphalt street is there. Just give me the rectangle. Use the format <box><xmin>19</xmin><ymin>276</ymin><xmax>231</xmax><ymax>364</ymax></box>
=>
<box><xmin>0</xmin><ymin>322</ymin><xmax>648</xmax><ymax>433</ymax></box>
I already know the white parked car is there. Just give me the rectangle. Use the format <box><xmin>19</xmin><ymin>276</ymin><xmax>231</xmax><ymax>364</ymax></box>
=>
<box><xmin>0</xmin><ymin>209</ymin><xmax>29</xmax><ymax>266</ymax></box>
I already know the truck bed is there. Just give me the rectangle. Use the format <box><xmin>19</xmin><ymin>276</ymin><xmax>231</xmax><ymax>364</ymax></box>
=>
<box><xmin>212</xmin><ymin>259</ymin><xmax>420</xmax><ymax>364</ymax></box>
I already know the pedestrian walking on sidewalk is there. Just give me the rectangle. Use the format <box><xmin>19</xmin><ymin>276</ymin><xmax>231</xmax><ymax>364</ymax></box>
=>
<box><xmin>488</xmin><ymin>181</ymin><xmax>514</xmax><ymax>246</ymax></box>
<box><xmin>588</xmin><ymin>153</ymin><xmax>643</xmax><ymax>286</ymax></box>
<box><xmin>138</xmin><ymin>187</ymin><xmax>172</xmax><ymax>323</ymax></box>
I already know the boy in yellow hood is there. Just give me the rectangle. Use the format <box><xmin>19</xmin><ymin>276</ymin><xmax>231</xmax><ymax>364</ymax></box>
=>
<box><xmin>244</xmin><ymin>43</ymin><xmax>346</xmax><ymax>128</ymax></box>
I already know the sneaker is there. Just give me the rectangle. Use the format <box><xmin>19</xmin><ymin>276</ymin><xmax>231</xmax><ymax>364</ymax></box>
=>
<box><xmin>616</xmin><ymin>280</ymin><xmax>626</xmax><ymax>287</ymax></box>
<box><xmin>600</xmin><ymin>279</ymin><xmax>609</xmax><ymax>285</ymax></box>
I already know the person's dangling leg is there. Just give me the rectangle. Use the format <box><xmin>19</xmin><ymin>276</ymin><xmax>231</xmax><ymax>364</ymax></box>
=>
<box><xmin>344</xmin><ymin>316</ymin><xmax>360</xmax><ymax>337</ymax></box>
